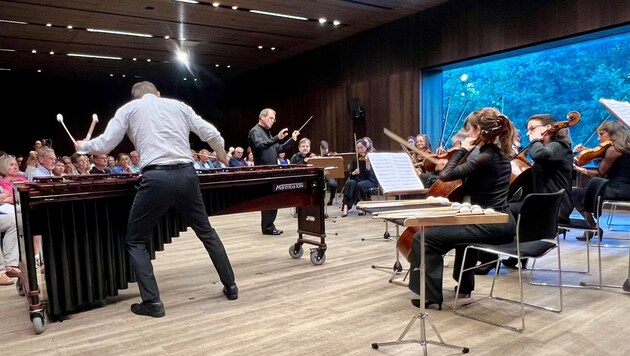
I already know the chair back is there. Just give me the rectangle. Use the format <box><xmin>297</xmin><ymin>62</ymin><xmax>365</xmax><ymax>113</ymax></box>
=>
<box><xmin>517</xmin><ymin>190</ymin><xmax>564</xmax><ymax>243</ymax></box>
<box><xmin>583</xmin><ymin>177</ymin><xmax>608</xmax><ymax>218</ymax></box>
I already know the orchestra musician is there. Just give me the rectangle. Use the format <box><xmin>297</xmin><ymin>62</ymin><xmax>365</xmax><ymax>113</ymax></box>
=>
<box><xmin>407</xmin><ymin>107</ymin><xmax>517</xmax><ymax>309</ymax></box>
<box><xmin>501</xmin><ymin>114</ymin><xmax>574</xmax><ymax>269</ymax></box>
<box><xmin>319</xmin><ymin>140</ymin><xmax>338</xmax><ymax>206</ymax></box>
<box><xmin>76</xmin><ymin>81</ymin><xmax>238</xmax><ymax>317</ymax></box>
<box><xmin>341</xmin><ymin>137</ymin><xmax>377</xmax><ymax>217</ymax></box>
<box><xmin>289</xmin><ymin>137</ymin><xmax>316</xmax><ymax>164</ymax></box>
<box><xmin>572</xmin><ymin>120</ymin><xmax>630</xmax><ymax>240</ymax></box>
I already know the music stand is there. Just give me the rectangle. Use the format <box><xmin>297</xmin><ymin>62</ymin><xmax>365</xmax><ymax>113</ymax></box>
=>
<box><xmin>308</xmin><ymin>157</ymin><xmax>344</xmax><ymax>209</ymax></box>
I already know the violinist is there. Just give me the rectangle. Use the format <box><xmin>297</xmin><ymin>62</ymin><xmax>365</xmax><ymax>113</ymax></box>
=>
<box><xmin>320</xmin><ymin>140</ymin><xmax>338</xmax><ymax>206</ymax></box>
<box><xmin>572</xmin><ymin>120</ymin><xmax>630</xmax><ymax>240</ymax></box>
<box><xmin>501</xmin><ymin>114</ymin><xmax>574</xmax><ymax>269</ymax></box>
<box><xmin>341</xmin><ymin>137</ymin><xmax>377</xmax><ymax>217</ymax></box>
<box><xmin>407</xmin><ymin>108</ymin><xmax>517</xmax><ymax>309</ymax></box>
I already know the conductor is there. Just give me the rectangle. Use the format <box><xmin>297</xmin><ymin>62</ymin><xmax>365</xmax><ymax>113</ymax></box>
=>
<box><xmin>75</xmin><ymin>81</ymin><xmax>237</xmax><ymax>318</ymax></box>
<box><xmin>248</xmin><ymin>108</ymin><xmax>300</xmax><ymax>235</ymax></box>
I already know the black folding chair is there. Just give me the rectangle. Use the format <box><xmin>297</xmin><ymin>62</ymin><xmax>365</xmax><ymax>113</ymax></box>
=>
<box><xmin>453</xmin><ymin>190</ymin><xmax>564</xmax><ymax>332</ymax></box>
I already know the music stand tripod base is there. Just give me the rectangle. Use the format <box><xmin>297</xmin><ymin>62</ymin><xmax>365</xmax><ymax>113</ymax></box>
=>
<box><xmin>371</xmin><ymin>309</ymin><xmax>469</xmax><ymax>353</ymax></box>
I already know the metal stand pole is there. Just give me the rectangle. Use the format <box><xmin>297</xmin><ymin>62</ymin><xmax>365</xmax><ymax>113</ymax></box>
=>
<box><xmin>371</xmin><ymin>227</ymin><xmax>469</xmax><ymax>355</ymax></box>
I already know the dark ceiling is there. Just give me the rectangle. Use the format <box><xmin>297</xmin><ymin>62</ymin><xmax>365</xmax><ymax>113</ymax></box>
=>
<box><xmin>0</xmin><ymin>0</ymin><xmax>449</xmax><ymax>83</ymax></box>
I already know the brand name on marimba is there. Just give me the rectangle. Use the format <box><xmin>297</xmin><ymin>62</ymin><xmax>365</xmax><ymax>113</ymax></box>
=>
<box><xmin>273</xmin><ymin>182</ymin><xmax>306</xmax><ymax>191</ymax></box>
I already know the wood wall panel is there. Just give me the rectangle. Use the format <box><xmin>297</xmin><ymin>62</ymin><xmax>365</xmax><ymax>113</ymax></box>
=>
<box><xmin>216</xmin><ymin>0</ymin><xmax>630</xmax><ymax>156</ymax></box>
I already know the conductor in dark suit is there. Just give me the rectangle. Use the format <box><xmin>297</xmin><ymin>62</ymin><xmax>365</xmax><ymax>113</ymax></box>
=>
<box><xmin>248</xmin><ymin>108</ymin><xmax>299</xmax><ymax>235</ymax></box>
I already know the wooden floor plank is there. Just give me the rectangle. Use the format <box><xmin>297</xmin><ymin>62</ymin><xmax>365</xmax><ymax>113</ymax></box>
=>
<box><xmin>2</xmin><ymin>205</ymin><xmax>629</xmax><ymax>355</ymax></box>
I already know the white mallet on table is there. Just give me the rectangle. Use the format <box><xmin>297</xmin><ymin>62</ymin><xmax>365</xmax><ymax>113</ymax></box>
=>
<box><xmin>85</xmin><ymin>113</ymin><xmax>99</xmax><ymax>140</ymax></box>
<box><xmin>56</xmin><ymin>114</ymin><xmax>78</xmax><ymax>146</ymax></box>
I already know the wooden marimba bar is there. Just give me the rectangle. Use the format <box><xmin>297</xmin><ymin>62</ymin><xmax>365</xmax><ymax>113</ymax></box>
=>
<box><xmin>12</xmin><ymin>165</ymin><xmax>326</xmax><ymax>332</ymax></box>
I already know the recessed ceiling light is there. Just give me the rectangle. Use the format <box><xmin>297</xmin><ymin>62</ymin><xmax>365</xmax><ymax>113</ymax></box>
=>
<box><xmin>0</xmin><ymin>68</ymin><xmax>11</xmax><ymax>71</ymax></box>
<box><xmin>174</xmin><ymin>0</ymin><xmax>199</xmax><ymax>4</ymax></box>
<box><xmin>87</xmin><ymin>28</ymin><xmax>153</xmax><ymax>38</ymax></box>
<box><xmin>110</xmin><ymin>74</ymin><xmax>114</xmax><ymax>76</ymax></box>
<box><xmin>46</xmin><ymin>23</ymin><xmax>52</xmax><ymax>27</ymax></box>
<box><xmin>176</xmin><ymin>50</ymin><xmax>189</xmax><ymax>64</ymax></box>
<box><xmin>67</xmin><ymin>53</ymin><xmax>122</xmax><ymax>60</ymax></box>
<box><xmin>318</xmin><ymin>18</ymin><xmax>326</xmax><ymax>24</ymax></box>
<box><xmin>227</xmin><ymin>65</ymin><xmax>231</xmax><ymax>68</ymax></box>
<box><xmin>122</xmin><ymin>74</ymin><xmax>126</xmax><ymax>77</ymax></box>
<box><xmin>49</xmin><ymin>51</ymin><xmax>54</xmax><ymax>55</ymax></box>
<box><xmin>212</xmin><ymin>2</ymin><xmax>220</xmax><ymax>7</ymax></box>
<box><xmin>164</xmin><ymin>35</ymin><xmax>170</xmax><ymax>39</ymax></box>
<box><xmin>67</xmin><ymin>25</ymin><xmax>73</xmax><ymax>29</ymax></box>
<box><xmin>258</xmin><ymin>45</ymin><xmax>263</xmax><ymax>49</ymax></box>
<box><xmin>215</xmin><ymin>64</ymin><xmax>219</xmax><ymax>67</ymax></box>
<box><xmin>194</xmin><ymin>78</ymin><xmax>197</xmax><ymax>81</ymax></box>
<box><xmin>32</xmin><ymin>49</ymin><xmax>37</xmax><ymax>53</ymax></box>
<box><xmin>333</xmin><ymin>20</ymin><xmax>340</xmax><ymax>26</ymax></box>
<box><xmin>271</xmin><ymin>47</ymin><xmax>276</xmax><ymax>51</ymax></box>
<box><xmin>133</xmin><ymin>57</ymin><xmax>137</xmax><ymax>61</ymax></box>
<box><xmin>232</xmin><ymin>6</ymin><xmax>238</xmax><ymax>10</ymax></box>
<box><xmin>37</xmin><ymin>69</ymin><xmax>42</xmax><ymax>73</ymax></box>
<box><xmin>249</xmin><ymin>10</ymin><xmax>308</xmax><ymax>21</ymax></box>
<box><xmin>183</xmin><ymin>77</ymin><xmax>188</xmax><ymax>81</ymax></box>
<box><xmin>147</xmin><ymin>59</ymin><xmax>151</xmax><ymax>62</ymax></box>
<box><xmin>0</xmin><ymin>19</ymin><xmax>28</xmax><ymax>25</ymax></box>
<box><xmin>0</xmin><ymin>48</ymin><xmax>16</xmax><ymax>52</ymax></box>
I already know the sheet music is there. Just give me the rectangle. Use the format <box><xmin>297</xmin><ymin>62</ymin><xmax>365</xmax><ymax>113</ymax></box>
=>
<box><xmin>368</xmin><ymin>152</ymin><xmax>424</xmax><ymax>194</ymax></box>
<box><xmin>599</xmin><ymin>98</ymin><xmax>630</xmax><ymax>129</ymax></box>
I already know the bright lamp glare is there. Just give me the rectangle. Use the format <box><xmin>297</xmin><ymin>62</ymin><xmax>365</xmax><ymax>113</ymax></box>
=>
<box><xmin>176</xmin><ymin>50</ymin><xmax>189</xmax><ymax>64</ymax></box>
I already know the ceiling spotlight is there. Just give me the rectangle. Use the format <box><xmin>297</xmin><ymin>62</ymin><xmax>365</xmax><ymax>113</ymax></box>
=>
<box><xmin>176</xmin><ymin>50</ymin><xmax>189</xmax><ymax>64</ymax></box>
<box><xmin>333</xmin><ymin>20</ymin><xmax>340</xmax><ymax>26</ymax></box>
<box><xmin>212</xmin><ymin>2</ymin><xmax>220</xmax><ymax>7</ymax></box>
<box><xmin>227</xmin><ymin>65</ymin><xmax>231</xmax><ymax>68</ymax></box>
<box><xmin>271</xmin><ymin>47</ymin><xmax>276</xmax><ymax>51</ymax></box>
<box><xmin>122</xmin><ymin>74</ymin><xmax>126</xmax><ymax>77</ymax></box>
<box><xmin>183</xmin><ymin>77</ymin><xmax>188</xmax><ymax>81</ymax></box>
<box><xmin>318</xmin><ymin>18</ymin><xmax>326</xmax><ymax>24</ymax></box>
<box><xmin>258</xmin><ymin>45</ymin><xmax>263</xmax><ymax>49</ymax></box>
<box><xmin>194</xmin><ymin>78</ymin><xmax>197</xmax><ymax>81</ymax></box>
<box><xmin>232</xmin><ymin>6</ymin><xmax>238</xmax><ymax>10</ymax></box>
<box><xmin>67</xmin><ymin>25</ymin><xmax>73</xmax><ymax>29</ymax></box>
<box><xmin>49</xmin><ymin>51</ymin><xmax>54</xmax><ymax>55</ymax></box>
<box><xmin>46</xmin><ymin>23</ymin><xmax>52</xmax><ymax>27</ymax></box>
<box><xmin>164</xmin><ymin>35</ymin><xmax>170</xmax><ymax>39</ymax></box>
<box><xmin>133</xmin><ymin>57</ymin><xmax>137</xmax><ymax>61</ymax></box>
<box><xmin>147</xmin><ymin>59</ymin><xmax>151</xmax><ymax>62</ymax></box>
<box><xmin>215</xmin><ymin>64</ymin><xmax>219</xmax><ymax>67</ymax></box>
<box><xmin>32</xmin><ymin>49</ymin><xmax>37</xmax><ymax>53</ymax></box>
<box><xmin>37</xmin><ymin>69</ymin><xmax>42</xmax><ymax>73</ymax></box>
<box><xmin>110</xmin><ymin>74</ymin><xmax>114</xmax><ymax>77</ymax></box>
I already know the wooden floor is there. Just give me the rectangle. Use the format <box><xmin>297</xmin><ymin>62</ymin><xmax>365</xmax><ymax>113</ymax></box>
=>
<box><xmin>2</xmin><ymin>202</ymin><xmax>630</xmax><ymax>355</ymax></box>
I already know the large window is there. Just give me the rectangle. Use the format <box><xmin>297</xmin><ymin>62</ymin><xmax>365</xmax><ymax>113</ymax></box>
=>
<box><xmin>426</xmin><ymin>28</ymin><xmax>630</xmax><ymax>150</ymax></box>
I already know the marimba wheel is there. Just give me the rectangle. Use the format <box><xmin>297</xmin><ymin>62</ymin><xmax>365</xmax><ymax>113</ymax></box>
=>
<box><xmin>288</xmin><ymin>244</ymin><xmax>304</xmax><ymax>259</ymax></box>
<box><xmin>309</xmin><ymin>249</ymin><xmax>326</xmax><ymax>265</ymax></box>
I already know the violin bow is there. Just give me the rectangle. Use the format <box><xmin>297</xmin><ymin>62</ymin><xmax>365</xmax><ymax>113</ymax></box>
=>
<box><xmin>437</xmin><ymin>96</ymin><xmax>451</xmax><ymax>149</ymax></box>
<box><xmin>444</xmin><ymin>99</ymin><xmax>469</xmax><ymax>148</ymax></box>
<box><xmin>583</xmin><ymin>113</ymin><xmax>612</xmax><ymax>147</ymax></box>
<box><xmin>383</xmin><ymin>128</ymin><xmax>438</xmax><ymax>164</ymax></box>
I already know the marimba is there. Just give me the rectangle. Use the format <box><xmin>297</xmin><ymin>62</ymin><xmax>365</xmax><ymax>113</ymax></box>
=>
<box><xmin>12</xmin><ymin>165</ymin><xmax>326</xmax><ymax>333</ymax></box>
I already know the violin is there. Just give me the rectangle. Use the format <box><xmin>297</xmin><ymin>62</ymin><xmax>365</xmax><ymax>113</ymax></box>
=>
<box><xmin>575</xmin><ymin>140</ymin><xmax>613</xmax><ymax>166</ymax></box>
<box><xmin>422</xmin><ymin>146</ymin><xmax>459</xmax><ymax>173</ymax></box>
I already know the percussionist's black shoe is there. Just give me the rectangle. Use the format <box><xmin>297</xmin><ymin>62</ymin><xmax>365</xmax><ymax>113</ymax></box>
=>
<box><xmin>262</xmin><ymin>229</ymin><xmax>283</xmax><ymax>235</ymax></box>
<box><xmin>131</xmin><ymin>301</ymin><xmax>165</xmax><ymax>318</ymax></box>
<box><xmin>223</xmin><ymin>284</ymin><xmax>239</xmax><ymax>300</ymax></box>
